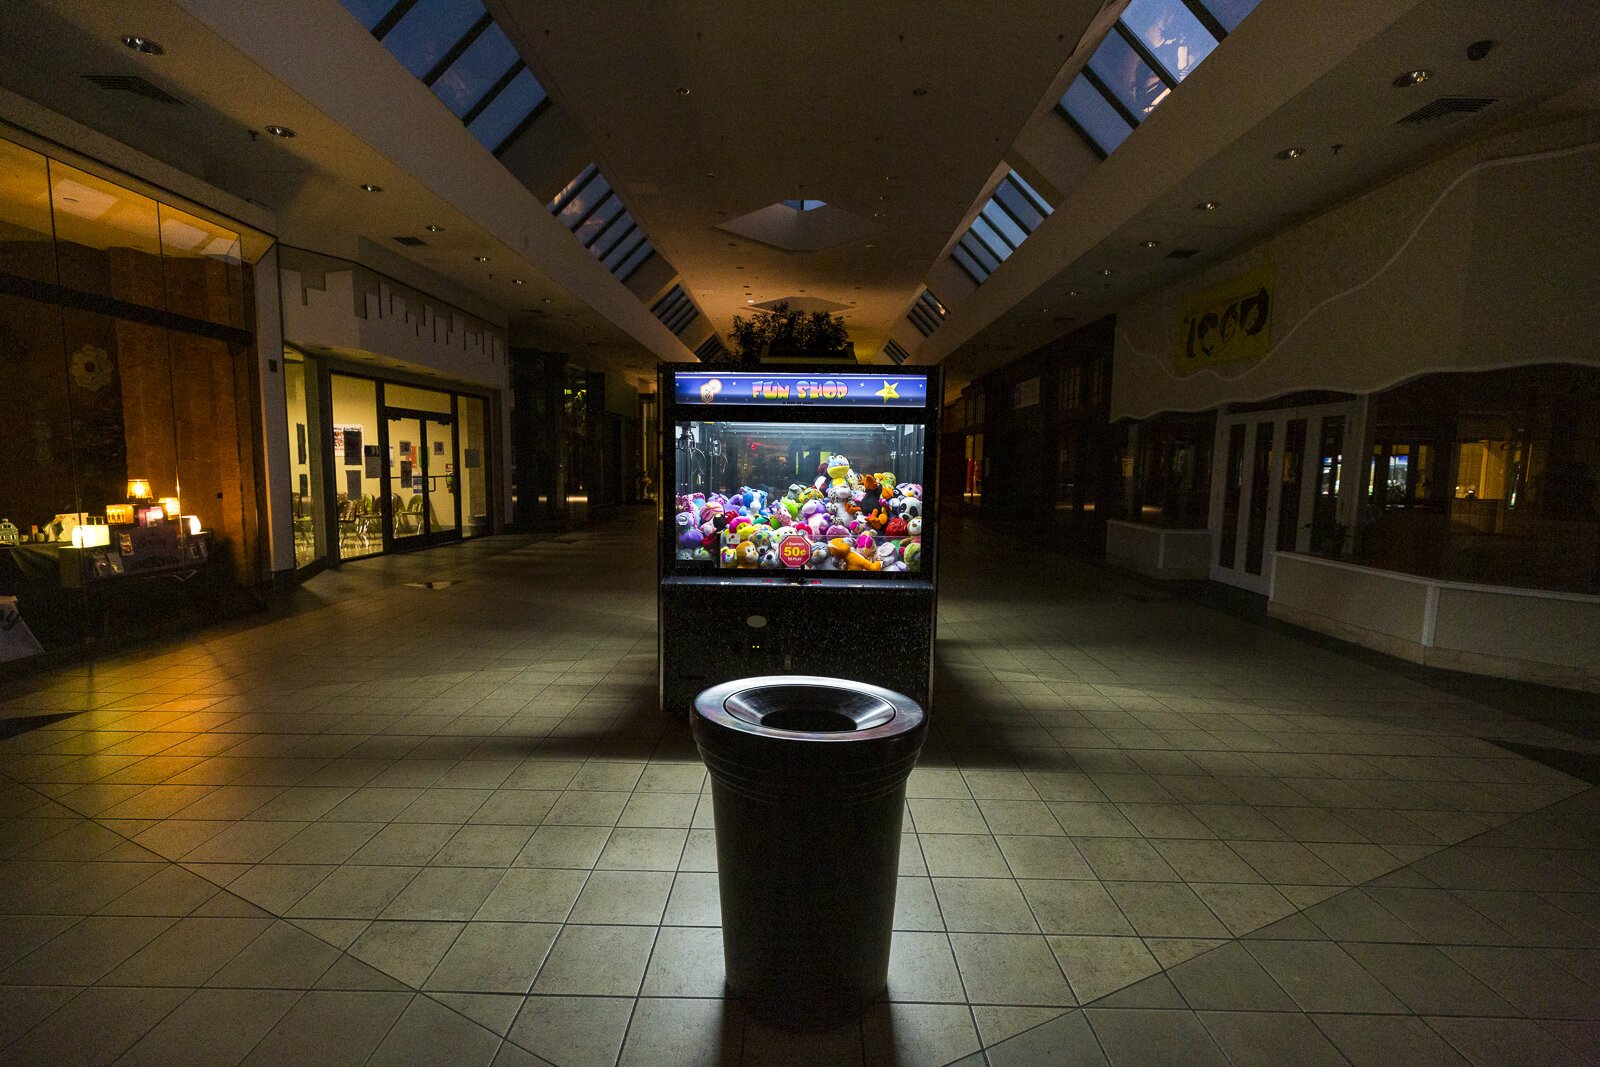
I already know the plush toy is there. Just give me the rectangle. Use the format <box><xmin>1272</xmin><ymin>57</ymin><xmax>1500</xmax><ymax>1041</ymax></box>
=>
<box><xmin>907</xmin><ymin>516</ymin><xmax>922</xmax><ymax>537</ymax></box>
<box><xmin>825</xmin><ymin>523</ymin><xmax>848</xmax><ymax>539</ymax></box>
<box><xmin>679</xmin><ymin>526</ymin><xmax>704</xmax><ymax>550</ymax></box>
<box><xmin>758</xmin><ymin>548</ymin><xmax>781</xmax><ymax>568</ymax></box>
<box><xmin>734</xmin><ymin>541</ymin><xmax>759</xmax><ymax>568</ymax></box>
<box><xmin>809</xmin><ymin>541</ymin><xmax>842</xmax><ymax>570</ymax></box>
<box><xmin>720</xmin><ymin>545</ymin><xmax>737</xmax><ymax>567</ymax></box>
<box><xmin>884</xmin><ymin>517</ymin><xmax>908</xmax><ymax>538</ymax></box>
<box><xmin>902</xmin><ymin>497</ymin><xmax>922</xmax><ymax>520</ymax></box>
<box><xmin>692</xmin><ymin>547</ymin><xmax>711</xmax><ymax>561</ymax></box>
<box><xmin>874</xmin><ymin>540</ymin><xmax>906</xmax><ymax>572</ymax></box>
<box><xmin>901</xmin><ymin>540</ymin><xmax>921</xmax><ymax>570</ymax></box>
<box><xmin>828</xmin><ymin>536</ymin><xmax>882</xmax><ymax>571</ymax></box>
<box><xmin>826</xmin><ymin>455</ymin><xmax>851</xmax><ymax>489</ymax></box>
<box><xmin>875</xmin><ymin>472</ymin><xmax>897</xmax><ymax>495</ymax></box>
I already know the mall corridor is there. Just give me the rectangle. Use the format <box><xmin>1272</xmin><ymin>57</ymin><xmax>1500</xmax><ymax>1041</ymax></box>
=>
<box><xmin>0</xmin><ymin>512</ymin><xmax>1598</xmax><ymax>1066</ymax></box>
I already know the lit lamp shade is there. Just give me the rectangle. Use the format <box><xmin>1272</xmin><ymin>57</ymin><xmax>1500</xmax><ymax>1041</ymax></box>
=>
<box><xmin>106</xmin><ymin>504</ymin><xmax>135</xmax><ymax>525</ymax></box>
<box><xmin>184</xmin><ymin>515</ymin><xmax>201</xmax><ymax>536</ymax></box>
<box><xmin>159</xmin><ymin>497</ymin><xmax>181</xmax><ymax>519</ymax></box>
<box><xmin>71</xmin><ymin>524</ymin><xmax>111</xmax><ymax>548</ymax></box>
<box><xmin>126</xmin><ymin>478</ymin><xmax>153</xmax><ymax>501</ymax></box>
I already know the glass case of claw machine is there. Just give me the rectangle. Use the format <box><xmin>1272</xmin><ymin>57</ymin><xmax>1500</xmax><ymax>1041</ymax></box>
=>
<box><xmin>658</xmin><ymin>365</ymin><xmax>941</xmax><ymax>712</ymax></box>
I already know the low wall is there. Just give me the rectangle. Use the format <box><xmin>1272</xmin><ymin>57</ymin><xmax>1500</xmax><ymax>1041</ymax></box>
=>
<box><xmin>1106</xmin><ymin>521</ymin><xmax>1212</xmax><ymax>580</ymax></box>
<box><xmin>1270</xmin><ymin>552</ymin><xmax>1600</xmax><ymax>692</ymax></box>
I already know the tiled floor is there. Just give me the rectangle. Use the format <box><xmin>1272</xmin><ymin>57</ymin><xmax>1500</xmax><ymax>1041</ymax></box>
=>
<box><xmin>1</xmin><ymin>510</ymin><xmax>1598</xmax><ymax>1065</ymax></box>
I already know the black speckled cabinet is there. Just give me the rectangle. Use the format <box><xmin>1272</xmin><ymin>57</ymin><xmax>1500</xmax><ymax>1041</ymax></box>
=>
<box><xmin>659</xmin><ymin>363</ymin><xmax>941</xmax><ymax>714</ymax></box>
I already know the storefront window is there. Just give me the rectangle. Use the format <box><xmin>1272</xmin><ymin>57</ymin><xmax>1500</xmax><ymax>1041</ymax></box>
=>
<box><xmin>330</xmin><ymin>374</ymin><xmax>382</xmax><ymax>559</ymax></box>
<box><xmin>1125</xmin><ymin>413</ymin><xmax>1215</xmax><ymax>528</ymax></box>
<box><xmin>1356</xmin><ymin>364</ymin><xmax>1600</xmax><ymax>593</ymax></box>
<box><xmin>283</xmin><ymin>351</ymin><xmax>323</xmax><ymax>567</ymax></box>
<box><xmin>459</xmin><ymin>395</ymin><xmax>490</xmax><ymax>537</ymax></box>
<box><xmin>0</xmin><ymin>134</ymin><xmax>265</xmax><ymax>651</ymax></box>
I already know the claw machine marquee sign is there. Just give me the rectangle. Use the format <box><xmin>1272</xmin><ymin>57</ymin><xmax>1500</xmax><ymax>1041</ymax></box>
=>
<box><xmin>675</xmin><ymin>373</ymin><xmax>927</xmax><ymax>408</ymax></box>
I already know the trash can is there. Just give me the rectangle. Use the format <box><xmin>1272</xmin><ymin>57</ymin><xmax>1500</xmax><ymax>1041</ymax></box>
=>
<box><xmin>692</xmin><ymin>674</ymin><xmax>927</xmax><ymax>1024</ymax></box>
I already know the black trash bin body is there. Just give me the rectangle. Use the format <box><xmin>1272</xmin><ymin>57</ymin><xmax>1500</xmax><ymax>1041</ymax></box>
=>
<box><xmin>692</xmin><ymin>675</ymin><xmax>927</xmax><ymax>1024</ymax></box>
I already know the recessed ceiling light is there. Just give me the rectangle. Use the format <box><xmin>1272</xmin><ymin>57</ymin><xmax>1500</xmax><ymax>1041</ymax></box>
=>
<box><xmin>1393</xmin><ymin>68</ymin><xmax>1431</xmax><ymax>88</ymax></box>
<box><xmin>911</xmin><ymin>87</ymin><xmax>928</xmax><ymax>96</ymax></box>
<box><xmin>1196</xmin><ymin>200</ymin><xmax>1219</xmax><ymax>210</ymax></box>
<box><xmin>1276</xmin><ymin>147</ymin><xmax>1304</xmax><ymax>160</ymax></box>
<box><xmin>1141</xmin><ymin>239</ymin><xmax>1160</xmax><ymax>248</ymax></box>
<box><xmin>675</xmin><ymin>86</ymin><xmax>691</xmax><ymax>96</ymax></box>
<box><xmin>264</xmin><ymin>125</ymin><xmax>295</xmax><ymax>138</ymax></box>
<box><xmin>1068</xmin><ymin>290</ymin><xmax>1078</xmax><ymax>296</ymax></box>
<box><xmin>747</xmin><ymin>299</ymin><xmax>755</xmax><ymax>304</ymax></box>
<box><xmin>705</xmin><ymin>172</ymin><xmax>716</xmax><ymax>178</ymax></box>
<box><xmin>359</xmin><ymin>183</ymin><xmax>382</xmax><ymax>193</ymax></box>
<box><xmin>512</xmin><ymin>278</ymin><xmax>524</xmax><ymax>285</ymax></box>
<box><xmin>425</xmin><ymin>224</ymin><xmax>443</xmax><ymax>232</ymax></box>
<box><xmin>121</xmin><ymin>35</ymin><xmax>163</xmax><ymax>55</ymax></box>
<box><xmin>872</xmin><ymin>212</ymin><xmax>885</xmax><ymax>218</ymax></box>
<box><xmin>1099</xmin><ymin>268</ymin><xmax>1113</xmax><ymax>276</ymax></box>
<box><xmin>541</xmin><ymin>298</ymin><xmax>553</xmax><ymax>303</ymax></box>
<box><xmin>473</xmin><ymin>255</ymin><xmax>489</xmax><ymax>262</ymax></box>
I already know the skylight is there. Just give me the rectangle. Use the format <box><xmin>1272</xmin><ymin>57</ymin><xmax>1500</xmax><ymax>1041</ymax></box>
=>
<box><xmin>780</xmin><ymin>199</ymin><xmax>828</xmax><ymax>211</ymax></box>
<box><xmin>694</xmin><ymin>334</ymin><xmax>728</xmax><ymax>362</ymax></box>
<box><xmin>652</xmin><ymin>285</ymin><xmax>698</xmax><ymax>336</ymax></box>
<box><xmin>549</xmin><ymin>164</ymin><xmax>657</xmax><ymax>282</ymax></box>
<box><xmin>883</xmin><ymin>339</ymin><xmax>911</xmax><ymax>365</ymax></box>
<box><xmin>340</xmin><ymin>0</ymin><xmax>548</xmax><ymax>155</ymax></box>
<box><xmin>950</xmin><ymin>170</ymin><xmax>1054</xmax><ymax>286</ymax></box>
<box><xmin>1058</xmin><ymin>0</ymin><xmax>1258</xmax><ymax>158</ymax></box>
<box><xmin>907</xmin><ymin>288</ymin><xmax>948</xmax><ymax>338</ymax></box>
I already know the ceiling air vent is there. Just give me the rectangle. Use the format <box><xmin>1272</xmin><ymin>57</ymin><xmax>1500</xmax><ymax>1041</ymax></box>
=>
<box><xmin>392</xmin><ymin>236</ymin><xmax>428</xmax><ymax>247</ymax></box>
<box><xmin>1166</xmin><ymin>248</ymin><xmax>1201</xmax><ymax>259</ymax></box>
<box><xmin>1397</xmin><ymin>97</ymin><xmax>1498</xmax><ymax>125</ymax></box>
<box><xmin>82</xmin><ymin>74</ymin><xmax>184</xmax><ymax>106</ymax></box>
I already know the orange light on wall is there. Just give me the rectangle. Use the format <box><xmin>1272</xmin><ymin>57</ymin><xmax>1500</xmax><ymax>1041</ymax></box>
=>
<box><xmin>106</xmin><ymin>504</ymin><xmax>134</xmax><ymax>524</ymax></box>
<box><xmin>159</xmin><ymin>497</ymin><xmax>181</xmax><ymax>519</ymax></box>
<box><xmin>126</xmin><ymin>478</ymin><xmax>153</xmax><ymax>501</ymax></box>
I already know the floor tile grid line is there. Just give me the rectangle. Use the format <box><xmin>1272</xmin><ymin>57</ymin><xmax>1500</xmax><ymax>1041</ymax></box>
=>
<box><xmin>975</xmin><ymin>786</ymin><xmax>1600</xmax><ymax>1060</ymax></box>
<box><xmin>0</xmin><ymin>751</ymin><xmax>666</xmax><ymax>1057</ymax></box>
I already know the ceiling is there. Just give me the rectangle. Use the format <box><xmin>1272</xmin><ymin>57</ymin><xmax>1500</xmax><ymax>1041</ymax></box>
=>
<box><xmin>2</xmin><ymin>0</ymin><xmax>1597</xmax><ymax>395</ymax></box>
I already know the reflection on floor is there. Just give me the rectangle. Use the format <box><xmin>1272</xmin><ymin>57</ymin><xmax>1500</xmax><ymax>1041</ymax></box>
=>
<box><xmin>1</xmin><ymin>509</ymin><xmax>1597</xmax><ymax>1065</ymax></box>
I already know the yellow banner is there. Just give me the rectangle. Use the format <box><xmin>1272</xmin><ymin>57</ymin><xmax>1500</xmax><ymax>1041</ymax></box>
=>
<box><xmin>1174</xmin><ymin>263</ymin><xmax>1273</xmax><ymax>373</ymax></box>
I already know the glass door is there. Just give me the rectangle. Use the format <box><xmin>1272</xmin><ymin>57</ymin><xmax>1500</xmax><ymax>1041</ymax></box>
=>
<box><xmin>386</xmin><ymin>413</ymin><xmax>425</xmax><ymax>546</ymax></box>
<box><xmin>421</xmin><ymin>415</ymin><xmax>458</xmax><ymax>542</ymax></box>
<box><xmin>1210</xmin><ymin>403</ymin><xmax>1357</xmax><ymax>593</ymax></box>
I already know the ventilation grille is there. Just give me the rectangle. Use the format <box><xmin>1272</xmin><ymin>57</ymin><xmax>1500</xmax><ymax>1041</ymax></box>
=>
<box><xmin>1397</xmin><ymin>97</ymin><xmax>1498</xmax><ymax>125</ymax></box>
<box><xmin>883</xmin><ymin>339</ymin><xmax>910</xmax><ymax>365</ymax></box>
<box><xmin>82</xmin><ymin>74</ymin><xmax>184</xmax><ymax>106</ymax></box>
<box><xmin>1166</xmin><ymin>248</ymin><xmax>1201</xmax><ymax>259</ymax></box>
<box><xmin>392</xmin><ymin>236</ymin><xmax>428</xmax><ymax>247</ymax></box>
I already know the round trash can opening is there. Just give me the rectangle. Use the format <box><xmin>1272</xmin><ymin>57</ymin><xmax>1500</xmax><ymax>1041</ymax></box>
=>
<box><xmin>724</xmin><ymin>683</ymin><xmax>896</xmax><ymax>733</ymax></box>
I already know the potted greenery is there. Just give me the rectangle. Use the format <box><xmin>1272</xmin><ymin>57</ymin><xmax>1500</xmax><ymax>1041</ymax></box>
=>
<box><xmin>711</xmin><ymin>302</ymin><xmax>852</xmax><ymax>367</ymax></box>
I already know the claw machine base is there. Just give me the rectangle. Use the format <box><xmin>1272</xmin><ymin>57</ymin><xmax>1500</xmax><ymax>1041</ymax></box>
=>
<box><xmin>660</xmin><ymin>575</ymin><xmax>933</xmax><ymax>714</ymax></box>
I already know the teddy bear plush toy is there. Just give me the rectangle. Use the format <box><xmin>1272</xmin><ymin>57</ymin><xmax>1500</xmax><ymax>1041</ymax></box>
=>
<box><xmin>828</xmin><ymin>536</ymin><xmax>882</xmax><ymax>571</ymax></box>
<box><xmin>826</xmin><ymin>455</ymin><xmax>852</xmax><ymax>489</ymax></box>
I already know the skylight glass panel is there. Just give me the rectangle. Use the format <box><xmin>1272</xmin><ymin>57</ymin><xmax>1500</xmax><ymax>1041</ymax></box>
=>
<box><xmin>574</xmin><ymin>194</ymin><xmax>625</xmax><ymax>247</ymax></box>
<box><xmin>600</xmin><ymin>224</ymin><xmax>646</xmax><ymax>271</ymax></box>
<box><xmin>948</xmin><ymin>172</ymin><xmax>1054</xmax><ymax>286</ymax></box>
<box><xmin>979</xmin><ymin>202</ymin><xmax>1028</xmax><ymax>250</ymax></box>
<box><xmin>968</xmin><ymin>215</ymin><xmax>1016</xmax><ymax>262</ymax></box>
<box><xmin>781</xmin><ymin>199</ymin><xmax>827</xmax><ymax>211</ymax></box>
<box><xmin>1060</xmin><ymin>75</ymin><xmax>1133</xmax><ymax>156</ymax></box>
<box><xmin>593</xmin><ymin>212</ymin><xmax>639</xmax><ymax>260</ymax></box>
<box><xmin>431</xmin><ymin>20</ymin><xmax>519</xmax><ymax>117</ymax></box>
<box><xmin>1199</xmin><ymin>0</ymin><xmax>1261</xmax><ymax>34</ymax></box>
<box><xmin>613</xmin><ymin>239</ymin><xmax>654</xmax><ymax>282</ymax></box>
<box><xmin>953</xmin><ymin>239</ymin><xmax>997</xmax><ymax>283</ymax></box>
<box><xmin>555</xmin><ymin>170</ymin><xmax>611</xmax><ymax>229</ymax></box>
<box><xmin>339</xmin><ymin>0</ymin><xmax>397</xmax><ymax>31</ymax></box>
<box><xmin>466</xmin><ymin>66</ymin><xmax>546</xmax><ymax>152</ymax></box>
<box><xmin>1120</xmin><ymin>0</ymin><xmax>1217</xmax><ymax>82</ymax></box>
<box><xmin>382</xmin><ymin>0</ymin><xmax>485</xmax><ymax>80</ymax></box>
<box><xmin>1087</xmin><ymin>31</ymin><xmax>1167</xmax><ymax>120</ymax></box>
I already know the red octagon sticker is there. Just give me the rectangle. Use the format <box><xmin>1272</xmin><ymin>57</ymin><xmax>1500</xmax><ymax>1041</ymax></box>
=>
<box><xmin>778</xmin><ymin>534</ymin><xmax>811</xmax><ymax>568</ymax></box>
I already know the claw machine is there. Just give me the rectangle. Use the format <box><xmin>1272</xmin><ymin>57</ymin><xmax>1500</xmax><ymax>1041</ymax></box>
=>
<box><xmin>659</xmin><ymin>364</ymin><xmax>941</xmax><ymax>712</ymax></box>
